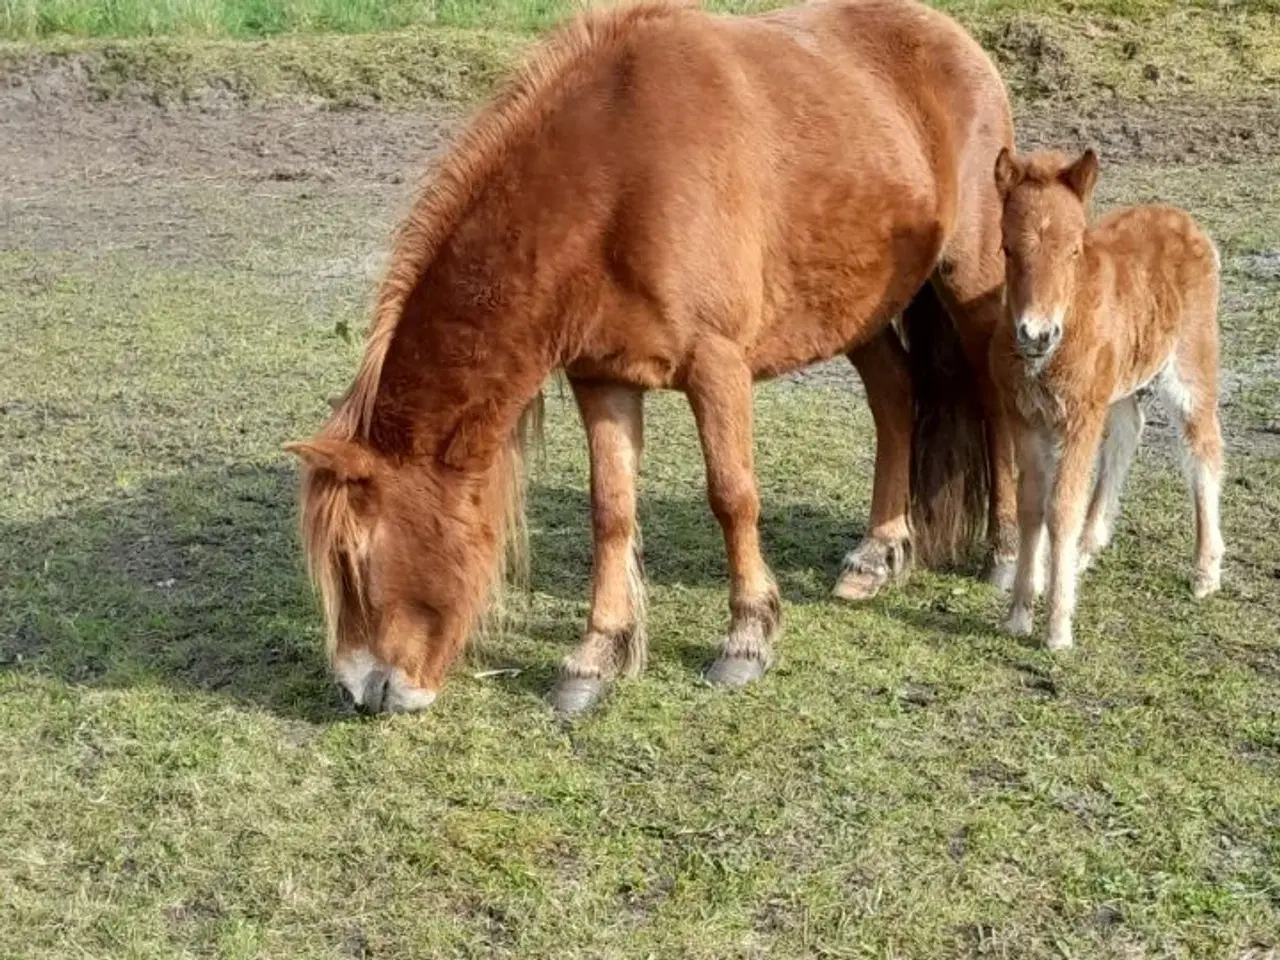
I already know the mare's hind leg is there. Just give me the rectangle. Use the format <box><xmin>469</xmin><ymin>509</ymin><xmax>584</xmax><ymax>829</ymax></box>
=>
<box><xmin>833</xmin><ymin>330</ymin><xmax>913</xmax><ymax>601</ymax></box>
<box><xmin>1158</xmin><ymin>364</ymin><xmax>1225</xmax><ymax>598</ymax></box>
<box><xmin>1080</xmin><ymin>395</ymin><xmax>1144</xmax><ymax>571</ymax></box>
<box><xmin>686</xmin><ymin>338</ymin><xmax>781</xmax><ymax>687</ymax></box>
<box><xmin>549</xmin><ymin>380</ymin><xmax>647</xmax><ymax>715</ymax></box>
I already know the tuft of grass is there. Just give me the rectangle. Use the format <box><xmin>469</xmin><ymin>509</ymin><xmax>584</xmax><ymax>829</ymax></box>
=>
<box><xmin>0</xmin><ymin>25</ymin><xmax>524</xmax><ymax>103</ymax></box>
<box><xmin>1</xmin><ymin>107</ymin><xmax>1278</xmax><ymax>957</ymax></box>
<box><xmin>3</xmin><ymin>0</ymin><xmax>1279</xmax><ymax>41</ymax></box>
<box><xmin>3</xmin><ymin>1</ymin><xmax>1279</xmax><ymax>107</ymax></box>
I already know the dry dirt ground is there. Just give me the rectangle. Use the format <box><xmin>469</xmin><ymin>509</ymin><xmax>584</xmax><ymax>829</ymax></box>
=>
<box><xmin>4</xmin><ymin>92</ymin><xmax>1278</xmax><ymax>425</ymax></box>
<box><xmin>6</xmin><ymin>91</ymin><xmax>1278</xmax><ymax>393</ymax></box>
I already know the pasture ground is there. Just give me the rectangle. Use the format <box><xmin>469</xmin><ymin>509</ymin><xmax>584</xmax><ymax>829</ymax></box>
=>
<box><xmin>2</xmin><ymin>11</ymin><xmax>1279</xmax><ymax>959</ymax></box>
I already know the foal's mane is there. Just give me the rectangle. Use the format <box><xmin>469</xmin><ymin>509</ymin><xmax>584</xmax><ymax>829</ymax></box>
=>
<box><xmin>1014</xmin><ymin>150</ymin><xmax>1073</xmax><ymax>186</ymax></box>
<box><xmin>328</xmin><ymin>0</ymin><xmax>695</xmax><ymax>442</ymax></box>
<box><xmin>301</xmin><ymin>1</ymin><xmax>693</xmax><ymax>657</ymax></box>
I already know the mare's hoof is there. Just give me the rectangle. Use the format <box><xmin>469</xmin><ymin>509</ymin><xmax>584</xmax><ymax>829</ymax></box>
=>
<box><xmin>549</xmin><ymin>675</ymin><xmax>605</xmax><ymax>716</ymax></box>
<box><xmin>703</xmin><ymin>655</ymin><xmax>767</xmax><ymax>688</ymax></box>
<box><xmin>832</xmin><ymin>567</ymin><xmax>887</xmax><ymax>602</ymax></box>
<box><xmin>984</xmin><ymin>558</ymin><xmax>1017</xmax><ymax>593</ymax></box>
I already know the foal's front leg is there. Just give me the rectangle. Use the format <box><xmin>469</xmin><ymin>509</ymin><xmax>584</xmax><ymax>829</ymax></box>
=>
<box><xmin>549</xmin><ymin>380</ymin><xmax>647</xmax><ymax>715</ymax></box>
<box><xmin>1002</xmin><ymin>425</ymin><xmax>1051</xmax><ymax>637</ymax></box>
<box><xmin>1044</xmin><ymin>415</ymin><xmax>1106</xmax><ymax>651</ymax></box>
<box><xmin>686</xmin><ymin>340</ymin><xmax>781</xmax><ymax>686</ymax></box>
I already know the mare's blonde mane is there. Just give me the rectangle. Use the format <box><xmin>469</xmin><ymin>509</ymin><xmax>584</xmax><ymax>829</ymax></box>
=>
<box><xmin>327</xmin><ymin>0</ymin><xmax>694</xmax><ymax>442</ymax></box>
<box><xmin>300</xmin><ymin>2</ymin><xmax>691</xmax><ymax>658</ymax></box>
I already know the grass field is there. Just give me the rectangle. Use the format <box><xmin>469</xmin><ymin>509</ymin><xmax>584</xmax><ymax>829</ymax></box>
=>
<box><xmin>2</xmin><ymin>1</ymin><xmax>1280</xmax><ymax>957</ymax></box>
<box><xmin>4</xmin><ymin>0</ymin><xmax>1277</xmax><ymax>41</ymax></box>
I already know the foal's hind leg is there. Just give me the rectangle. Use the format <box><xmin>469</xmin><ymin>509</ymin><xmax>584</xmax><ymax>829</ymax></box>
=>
<box><xmin>833</xmin><ymin>330</ymin><xmax>913</xmax><ymax>601</ymax></box>
<box><xmin>1158</xmin><ymin>364</ymin><xmax>1225</xmax><ymax>598</ymax></box>
<box><xmin>686</xmin><ymin>339</ymin><xmax>781</xmax><ymax>687</ymax></box>
<box><xmin>549</xmin><ymin>380</ymin><xmax>647</xmax><ymax>715</ymax></box>
<box><xmin>1080</xmin><ymin>395</ymin><xmax>1144</xmax><ymax>571</ymax></box>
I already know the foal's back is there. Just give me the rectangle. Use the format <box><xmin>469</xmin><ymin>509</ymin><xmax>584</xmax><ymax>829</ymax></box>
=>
<box><xmin>1088</xmin><ymin>204</ymin><xmax>1220</xmax><ymax>398</ymax></box>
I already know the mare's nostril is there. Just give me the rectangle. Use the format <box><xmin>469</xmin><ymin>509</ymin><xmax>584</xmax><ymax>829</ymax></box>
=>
<box><xmin>361</xmin><ymin>669</ymin><xmax>391</xmax><ymax>714</ymax></box>
<box><xmin>336</xmin><ymin>683</ymin><xmax>356</xmax><ymax>711</ymax></box>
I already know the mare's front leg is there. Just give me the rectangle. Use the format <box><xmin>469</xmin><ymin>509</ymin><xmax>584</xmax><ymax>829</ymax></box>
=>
<box><xmin>1044</xmin><ymin>414</ymin><xmax>1106</xmax><ymax>651</ymax></box>
<box><xmin>549</xmin><ymin>380</ymin><xmax>647</xmax><ymax>715</ymax></box>
<box><xmin>833</xmin><ymin>330</ymin><xmax>913</xmax><ymax>601</ymax></box>
<box><xmin>686</xmin><ymin>339</ymin><xmax>781</xmax><ymax>687</ymax></box>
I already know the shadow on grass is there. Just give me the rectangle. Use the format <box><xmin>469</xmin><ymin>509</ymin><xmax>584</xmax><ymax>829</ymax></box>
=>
<box><xmin>0</xmin><ymin>465</ymin><xmax>867</xmax><ymax>719</ymax></box>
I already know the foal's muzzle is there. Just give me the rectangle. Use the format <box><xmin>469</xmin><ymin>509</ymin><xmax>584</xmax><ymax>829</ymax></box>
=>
<box><xmin>1016</xmin><ymin>316</ymin><xmax>1063</xmax><ymax>360</ymax></box>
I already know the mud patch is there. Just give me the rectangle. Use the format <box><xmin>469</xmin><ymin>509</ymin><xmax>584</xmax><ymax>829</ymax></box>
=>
<box><xmin>1015</xmin><ymin>98</ymin><xmax>1280</xmax><ymax>166</ymax></box>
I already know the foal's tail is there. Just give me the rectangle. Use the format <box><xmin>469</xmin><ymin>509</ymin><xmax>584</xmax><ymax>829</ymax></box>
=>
<box><xmin>901</xmin><ymin>282</ymin><xmax>990</xmax><ymax>569</ymax></box>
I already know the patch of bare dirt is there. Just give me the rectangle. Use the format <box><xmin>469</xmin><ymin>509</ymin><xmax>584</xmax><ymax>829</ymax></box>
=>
<box><xmin>0</xmin><ymin>98</ymin><xmax>462</xmax><ymax>194</ymax></box>
<box><xmin>1015</xmin><ymin>97</ymin><xmax>1280</xmax><ymax>166</ymax></box>
<box><xmin>3</xmin><ymin>93</ymin><xmax>1277</xmax><ymax>408</ymax></box>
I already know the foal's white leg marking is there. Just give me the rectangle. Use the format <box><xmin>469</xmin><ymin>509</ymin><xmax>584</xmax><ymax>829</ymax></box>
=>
<box><xmin>1003</xmin><ymin>429</ymin><xmax>1054</xmax><ymax>637</ymax></box>
<box><xmin>1045</xmin><ymin>417</ymin><xmax>1105</xmax><ymax>652</ymax></box>
<box><xmin>1081</xmin><ymin>395</ymin><xmax>1144</xmax><ymax>571</ymax></box>
<box><xmin>1156</xmin><ymin>356</ymin><xmax>1225</xmax><ymax>598</ymax></box>
<box><xmin>1190</xmin><ymin>461</ymin><xmax>1224</xmax><ymax>599</ymax></box>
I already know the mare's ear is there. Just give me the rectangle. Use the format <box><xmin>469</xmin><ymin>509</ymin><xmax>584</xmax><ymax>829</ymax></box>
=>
<box><xmin>439</xmin><ymin>401</ymin><xmax>506</xmax><ymax>471</ymax></box>
<box><xmin>1061</xmin><ymin>148</ymin><xmax>1099</xmax><ymax>203</ymax></box>
<box><xmin>994</xmin><ymin>147</ymin><xmax>1021</xmax><ymax>199</ymax></box>
<box><xmin>284</xmin><ymin>438</ymin><xmax>377</xmax><ymax>483</ymax></box>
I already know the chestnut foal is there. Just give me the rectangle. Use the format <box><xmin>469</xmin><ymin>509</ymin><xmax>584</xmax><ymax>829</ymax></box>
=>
<box><xmin>991</xmin><ymin>148</ymin><xmax>1225</xmax><ymax>651</ymax></box>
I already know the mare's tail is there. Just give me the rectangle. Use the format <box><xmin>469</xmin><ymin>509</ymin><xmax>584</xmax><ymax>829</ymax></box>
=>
<box><xmin>901</xmin><ymin>282</ymin><xmax>990</xmax><ymax>569</ymax></box>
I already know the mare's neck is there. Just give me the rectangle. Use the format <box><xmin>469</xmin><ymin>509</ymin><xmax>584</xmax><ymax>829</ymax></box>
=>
<box><xmin>368</xmin><ymin>269</ymin><xmax>554</xmax><ymax>464</ymax></box>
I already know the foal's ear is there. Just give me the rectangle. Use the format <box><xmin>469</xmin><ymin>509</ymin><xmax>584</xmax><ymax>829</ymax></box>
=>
<box><xmin>284</xmin><ymin>438</ymin><xmax>377</xmax><ymax>483</ymax></box>
<box><xmin>1061</xmin><ymin>148</ymin><xmax>1100</xmax><ymax>203</ymax></box>
<box><xmin>994</xmin><ymin>148</ymin><xmax>1021</xmax><ymax>199</ymax></box>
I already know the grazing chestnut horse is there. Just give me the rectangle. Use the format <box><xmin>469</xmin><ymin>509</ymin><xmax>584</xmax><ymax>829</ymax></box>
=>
<box><xmin>991</xmin><ymin>147</ymin><xmax>1224</xmax><ymax>651</ymax></box>
<box><xmin>286</xmin><ymin>0</ymin><xmax>1019</xmax><ymax>715</ymax></box>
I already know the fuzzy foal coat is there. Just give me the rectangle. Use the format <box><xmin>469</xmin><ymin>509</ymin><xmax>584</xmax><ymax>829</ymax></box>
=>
<box><xmin>991</xmin><ymin>149</ymin><xmax>1224</xmax><ymax>651</ymax></box>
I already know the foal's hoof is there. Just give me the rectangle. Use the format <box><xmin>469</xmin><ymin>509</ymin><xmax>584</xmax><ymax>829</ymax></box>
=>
<box><xmin>984</xmin><ymin>557</ymin><xmax>1017</xmax><ymax>594</ymax></box>
<box><xmin>548</xmin><ymin>675</ymin><xmax>606</xmax><ymax>716</ymax></box>
<box><xmin>1191</xmin><ymin>571</ymin><xmax>1221</xmax><ymax>600</ymax></box>
<box><xmin>703</xmin><ymin>655</ymin><xmax>767</xmax><ymax>688</ymax></box>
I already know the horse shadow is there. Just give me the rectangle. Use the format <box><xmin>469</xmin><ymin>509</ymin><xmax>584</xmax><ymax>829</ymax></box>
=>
<box><xmin>0</xmin><ymin>465</ymin><xmax>869</xmax><ymax>721</ymax></box>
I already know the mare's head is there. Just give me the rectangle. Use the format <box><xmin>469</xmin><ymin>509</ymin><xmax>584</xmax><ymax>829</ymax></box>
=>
<box><xmin>994</xmin><ymin>147</ymin><xmax>1100</xmax><ymax>367</ymax></box>
<box><xmin>285</xmin><ymin>406</ymin><xmax>536</xmax><ymax>714</ymax></box>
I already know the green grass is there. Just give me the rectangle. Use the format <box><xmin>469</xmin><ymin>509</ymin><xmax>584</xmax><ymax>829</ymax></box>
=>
<box><xmin>3</xmin><ymin>1</ymin><xmax>1279</xmax><ymax>107</ymax></box>
<box><xmin>8</xmin><ymin>0</ymin><xmax>1274</xmax><ymax>42</ymax></box>
<box><xmin>2</xmin><ymin>105</ymin><xmax>1279</xmax><ymax>957</ymax></box>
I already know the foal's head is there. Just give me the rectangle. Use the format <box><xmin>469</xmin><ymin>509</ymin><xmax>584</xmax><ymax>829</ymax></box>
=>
<box><xmin>994</xmin><ymin>147</ymin><xmax>1100</xmax><ymax>366</ymax></box>
<box><xmin>286</xmin><ymin>422</ymin><xmax>528</xmax><ymax>714</ymax></box>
